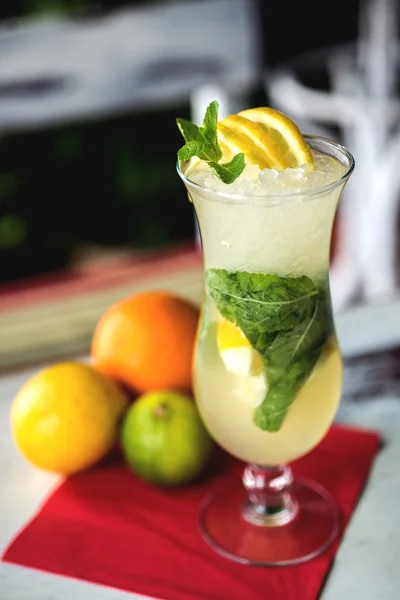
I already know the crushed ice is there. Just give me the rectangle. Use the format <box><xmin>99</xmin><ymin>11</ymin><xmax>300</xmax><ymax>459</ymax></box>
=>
<box><xmin>189</xmin><ymin>152</ymin><xmax>346</xmax><ymax>197</ymax></box>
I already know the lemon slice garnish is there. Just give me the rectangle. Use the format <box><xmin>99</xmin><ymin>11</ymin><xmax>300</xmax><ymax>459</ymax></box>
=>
<box><xmin>216</xmin><ymin>319</ymin><xmax>263</xmax><ymax>376</ymax></box>
<box><xmin>182</xmin><ymin>105</ymin><xmax>314</xmax><ymax>182</ymax></box>
<box><xmin>217</xmin><ymin>115</ymin><xmax>288</xmax><ymax>170</ymax></box>
<box><xmin>238</xmin><ymin>107</ymin><xmax>314</xmax><ymax>168</ymax></box>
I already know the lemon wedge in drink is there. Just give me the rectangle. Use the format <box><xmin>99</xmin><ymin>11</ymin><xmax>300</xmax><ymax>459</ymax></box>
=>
<box><xmin>216</xmin><ymin>319</ymin><xmax>263</xmax><ymax>376</ymax></box>
<box><xmin>217</xmin><ymin>107</ymin><xmax>314</xmax><ymax>170</ymax></box>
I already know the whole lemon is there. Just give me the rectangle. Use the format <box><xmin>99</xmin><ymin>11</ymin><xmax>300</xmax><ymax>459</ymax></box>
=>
<box><xmin>120</xmin><ymin>390</ymin><xmax>214</xmax><ymax>486</ymax></box>
<box><xmin>10</xmin><ymin>361</ymin><xmax>128</xmax><ymax>474</ymax></box>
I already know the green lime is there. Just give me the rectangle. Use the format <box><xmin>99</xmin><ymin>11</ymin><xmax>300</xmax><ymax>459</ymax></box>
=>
<box><xmin>120</xmin><ymin>390</ymin><xmax>214</xmax><ymax>486</ymax></box>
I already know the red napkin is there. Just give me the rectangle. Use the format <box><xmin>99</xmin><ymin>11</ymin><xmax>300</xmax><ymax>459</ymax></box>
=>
<box><xmin>2</xmin><ymin>424</ymin><xmax>381</xmax><ymax>600</ymax></box>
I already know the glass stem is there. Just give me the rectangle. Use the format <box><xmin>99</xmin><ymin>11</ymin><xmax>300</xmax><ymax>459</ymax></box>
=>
<box><xmin>242</xmin><ymin>463</ymin><xmax>298</xmax><ymax>526</ymax></box>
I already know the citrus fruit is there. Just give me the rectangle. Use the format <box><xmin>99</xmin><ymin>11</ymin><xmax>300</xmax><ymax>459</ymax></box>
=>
<box><xmin>216</xmin><ymin>319</ymin><xmax>263</xmax><ymax>376</ymax></box>
<box><xmin>91</xmin><ymin>291</ymin><xmax>200</xmax><ymax>394</ymax></box>
<box><xmin>239</xmin><ymin>107</ymin><xmax>314</xmax><ymax>166</ymax></box>
<box><xmin>120</xmin><ymin>390</ymin><xmax>214</xmax><ymax>486</ymax></box>
<box><xmin>217</xmin><ymin>106</ymin><xmax>314</xmax><ymax>170</ymax></box>
<box><xmin>10</xmin><ymin>361</ymin><xmax>128</xmax><ymax>474</ymax></box>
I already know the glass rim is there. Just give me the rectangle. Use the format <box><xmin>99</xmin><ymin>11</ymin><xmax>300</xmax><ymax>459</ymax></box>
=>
<box><xmin>176</xmin><ymin>134</ymin><xmax>355</xmax><ymax>203</ymax></box>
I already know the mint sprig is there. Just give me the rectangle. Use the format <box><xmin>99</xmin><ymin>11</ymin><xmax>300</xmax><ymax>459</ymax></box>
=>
<box><xmin>176</xmin><ymin>101</ymin><xmax>246</xmax><ymax>184</ymax></box>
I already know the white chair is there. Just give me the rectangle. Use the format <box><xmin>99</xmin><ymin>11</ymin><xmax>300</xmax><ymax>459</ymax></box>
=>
<box><xmin>0</xmin><ymin>0</ymin><xmax>263</xmax><ymax>258</ymax></box>
<box><xmin>0</xmin><ymin>0</ymin><xmax>261</xmax><ymax>132</ymax></box>
<box><xmin>266</xmin><ymin>0</ymin><xmax>400</xmax><ymax>312</ymax></box>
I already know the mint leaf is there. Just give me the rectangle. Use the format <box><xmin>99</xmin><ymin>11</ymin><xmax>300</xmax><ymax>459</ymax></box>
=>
<box><xmin>178</xmin><ymin>140</ymin><xmax>203</xmax><ymax>161</ymax></box>
<box><xmin>254</xmin><ymin>297</ymin><xmax>330</xmax><ymax>430</ymax></box>
<box><xmin>176</xmin><ymin>101</ymin><xmax>245</xmax><ymax>183</ymax></box>
<box><xmin>207</xmin><ymin>270</ymin><xmax>319</xmax><ymax>344</ymax></box>
<box><xmin>203</xmin><ymin>101</ymin><xmax>219</xmax><ymax>135</ymax></box>
<box><xmin>202</xmin><ymin>101</ymin><xmax>222</xmax><ymax>160</ymax></box>
<box><xmin>176</xmin><ymin>118</ymin><xmax>201</xmax><ymax>143</ymax></box>
<box><xmin>209</xmin><ymin>154</ymin><xmax>246</xmax><ymax>184</ymax></box>
<box><xmin>206</xmin><ymin>269</ymin><xmax>332</xmax><ymax>432</ymax></box>
<box><xmin>197</xmin><ymin>145</ymin><xmax>220</xmax><ymax>163</ymax></box>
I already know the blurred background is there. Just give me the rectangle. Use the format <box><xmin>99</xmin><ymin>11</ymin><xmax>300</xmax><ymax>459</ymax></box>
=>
<box><xmin>0</xmin><ymin>0</ymin><xmax>361</xmax><ymax>281</ymax></box>
<box><xmin>1</xmin><ymin>0</ymin><xmax>400</xmax><ymax>368</ymax></box>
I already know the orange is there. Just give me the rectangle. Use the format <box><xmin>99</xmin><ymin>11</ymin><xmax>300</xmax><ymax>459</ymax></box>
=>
<box><xmin>91</xmin><ymin>291</ymin><xmax>200</xmax><ymax>394</ymax></box>
<box><xmin>10</xmin><ymin>361</ymin><xmax>129</xmax><ymax>474</ymax></box>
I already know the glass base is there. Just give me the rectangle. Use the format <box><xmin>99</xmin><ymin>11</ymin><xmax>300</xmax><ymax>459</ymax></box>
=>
<box><xmin>199</xmin><ymin>477</ymin><xmax>341</xmax><ymax>566</ymax></box>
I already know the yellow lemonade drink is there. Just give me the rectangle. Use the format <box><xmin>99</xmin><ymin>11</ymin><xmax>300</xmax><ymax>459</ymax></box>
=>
<box><xmin>177</xmin><ymin>105</ymin><xmax>352</xmax><ymax>468</ymax></box>
<box><xmin>194</xmin><ymin>314</ymin><xmax>342</xmax><ymax>465</ymax></box>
